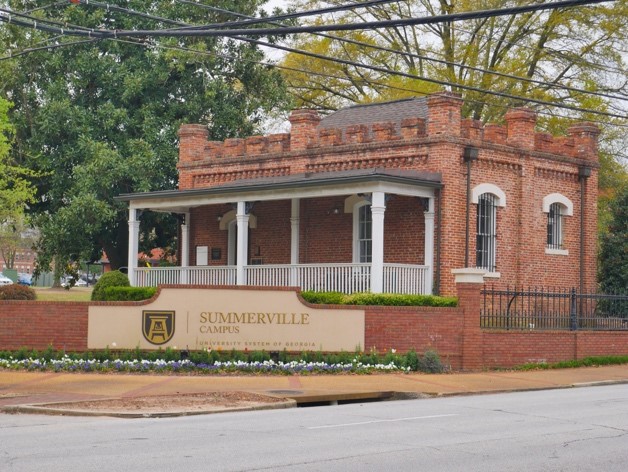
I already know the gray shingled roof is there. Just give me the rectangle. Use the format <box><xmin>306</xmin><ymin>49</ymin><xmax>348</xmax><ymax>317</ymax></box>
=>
<box><xmin>318</xmin><ymin>97</ymin><xmax>428</xmax><ymax>130</ymax></box>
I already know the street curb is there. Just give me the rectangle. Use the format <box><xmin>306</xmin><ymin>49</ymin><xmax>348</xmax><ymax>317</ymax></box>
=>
<box><xmin>427</xmin><ymin>379</ymin><xmax>628</xmax><ymax>398</ymax></box>
<box><xmin>1</xmin><ymin>398</ymin><xmax>297</xmax><ymax>418</ymax></box>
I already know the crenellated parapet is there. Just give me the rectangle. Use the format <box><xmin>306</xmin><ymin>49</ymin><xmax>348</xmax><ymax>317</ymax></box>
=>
<box><xmin>178</xmin><ymin>118</ymin><xmax>429</xmax><ymax>165</ymax></box>
<box><xmin>177</xmin><ymin>92</ymin><xmax>600</xmax><ymax>169</ymax></box>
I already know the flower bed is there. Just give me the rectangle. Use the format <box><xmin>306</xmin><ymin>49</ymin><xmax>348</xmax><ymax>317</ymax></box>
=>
<box><xmin>0</xmin><ymin>356</ymin><xmax>409</xmax><ymax>375</ymax></box>
<box><xmin>0</xmin><ymin>345</ymin><xmax>448</xmax><ymax>374</ymax></box>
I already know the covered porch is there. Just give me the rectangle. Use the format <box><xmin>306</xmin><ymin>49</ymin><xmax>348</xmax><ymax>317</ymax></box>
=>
<box><xmin>118</xmin><ymin>169</ymin><xmax>441</xmax><ymax>295</ymax></box>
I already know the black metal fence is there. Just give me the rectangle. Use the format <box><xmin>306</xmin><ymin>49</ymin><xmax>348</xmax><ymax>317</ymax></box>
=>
<box><xmin>481</xmin><ymin>287</ymin><xmax>628</xmax><ymax>331</ymax></box>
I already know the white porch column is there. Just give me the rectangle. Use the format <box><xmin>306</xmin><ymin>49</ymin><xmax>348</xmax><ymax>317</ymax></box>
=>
<box><xmin>236</xmin><ymin>201</ymin><xmax>250</xmax><ymax>285</ymax></box>
<box><xmin>371</xmin><ymin>192</ymin><xmax>386</xmax><ymax>293</ymax></box>
<box><xmin>290</xmin><ymin>198</ymin><xmax>300</xmax><ymax>286</ymax></box>
<box><xmin>127</xmin><ymin>209</ymin><xmax>140</xmax><ymax>287</ymax></box>
<box><xmin>424</xmin><ymin>198</ymin><xmax>435</xmax><ymax>294</ymax></box>
<box><xmin>180</xmin><ymin>212</ymin><xmax>190</xmax><ymax>284</ymax></box>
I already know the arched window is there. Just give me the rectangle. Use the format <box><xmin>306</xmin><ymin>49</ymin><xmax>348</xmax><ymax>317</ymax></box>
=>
<box><xmin>547</xmin><ymin>203</ymin><xmax>563</xmax><ymax>250</ymax></box>
<box><xmin>353</xmin><ymin>202</ymin><xmax>372</xmax><ymax>263</ymax></box>
<box><xmin>476</xmin><ymin>193</ymin><xmax>497</xmax><ymax>272</ymax></box>
<box><xmin>543</xmin><ymin>193</ymin><xmax>572</xmax><ymax>254</ymax></box>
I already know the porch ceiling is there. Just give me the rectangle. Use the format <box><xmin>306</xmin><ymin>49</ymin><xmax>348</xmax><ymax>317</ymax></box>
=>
<box><xmin>116</xmin><ymin>168</ymin><xmax>442</xmax><ymax>213</ymax></box>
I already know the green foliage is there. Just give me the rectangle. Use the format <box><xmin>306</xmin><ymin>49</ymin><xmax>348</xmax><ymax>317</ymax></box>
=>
<box><xmin>517</xmin><ymin>355</ymin><xmax>628</xmax><ymax>371</ymax></box>
<box><xmin>598</xmin><ymin>186</ymin><xmax>628</xmax><ymax>294</ymax></box>
<box><xmin>300</xmin><ymin>291</ymin><xmax>345</xmax><ymax>304</ymax></box>
<box><xmin>344</xmin><ymin>293</ymin><xmax>458</xmax><ymax>307</ymax></box>
<box><xmin>418</xmin><ymin>350</ymin><xmax>444</xmax><ymax>373</ymax></box>
<box><xmin>0</xmin><ymin>97</ymin><xmax>37</xmax><ymax>226</ymax></box>
<box><xmin>101</xmin><ymin>286</ymin><xmax>158</xmax><ymax>301</ymax></box>
<box><xmin>0</xmin><ymin>284</ymin><xmax>36</xmax><ymax>300</ymax></box>
<box><xmin>0</xmin><ymin>346</ymin><xmax>449</xmax><ymax>374</ymax></box>
<box><xmin>300</xmin><ymin>291</ymin><xmax>457</xmax><ymax>307</ymax></box>
<box><xmin>91</xmin><ymin>270</ymin><xmax>130</xmax><ymax>301</ymax></box>
<box><xmin>1</xmin><ymin>1</ymin><xmax>291</xmax><ymax>277</ymax></box>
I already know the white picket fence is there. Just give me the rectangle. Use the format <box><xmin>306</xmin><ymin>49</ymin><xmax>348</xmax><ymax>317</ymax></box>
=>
<box><xmin>134</xmin><ymin>263</ymin><xmax>429</xmax><ymax>294</ymax></box>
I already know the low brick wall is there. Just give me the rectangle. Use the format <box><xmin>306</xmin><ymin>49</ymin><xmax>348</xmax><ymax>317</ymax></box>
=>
<box><xmin>365</xmin><ymin>306</ymin><xmax>463</xmax><ymax>369</ymax></box>
<box><xmin>1</xmin><ymin>287</ymin><xmax>626</xmax><ymax>370</ymax></box>
<box><xmin>482</xmin><ymin>330</ymin><xmax>628</xmax><ymax>368</ymax></box>
<box><xmin>0</xmin><ymin>301</ymin><xmax>89</xmax><ymax>351</ymax></box>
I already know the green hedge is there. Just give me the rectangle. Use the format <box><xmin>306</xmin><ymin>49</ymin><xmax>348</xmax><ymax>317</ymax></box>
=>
<box><xmin>301</xmin><ymin>291</ymin><xmax>457</xmax><ymax>307</ymax></box>
<box><xmin>101</xmin><ymin>286</ymin><xmax>158</xmax><ymax>301</ymax></box>
<box><xmin>300</xmin><ymin>291</ymin><xmax>345</xmax><ymax>304</ymax></box>
<box><xmin>91</xmin><ymin>270</ymin><xmax>130</xmax><ymax>300</ymax></box>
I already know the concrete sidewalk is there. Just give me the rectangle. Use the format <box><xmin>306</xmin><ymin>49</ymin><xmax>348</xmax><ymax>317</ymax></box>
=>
<box><xmin>1</xmin><ymin>365</ymin><xmax>627</xmax><ymax>414</ymax></box>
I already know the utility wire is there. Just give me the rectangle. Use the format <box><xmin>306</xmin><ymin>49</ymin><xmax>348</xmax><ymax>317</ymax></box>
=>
<box><xmin>0</xmin><ymin>38</ymin><xmax>100</xmax><ymax>61</ymax></box>
<box><xmin>2</xmin><ymin>1</ymin><xmax>625</xmax><ymax>121</ymax></box>
<box><xmin>58</xmin><ymin>1</ymin><xmax>628</xmax><ymax>103</ymax></box>
<box><xmin>162</xmin><ymin>0</ymin><xmax>401</xmax><ymax>30</ymax></box>
<box><xmin>2</xmin><ymin>0</ymin><xmax>611</xmax><ymax>39</ymax></box>
<box><xmin>174</xmin><ymin>0</ymin><xmax>627</xmax><ymax>103</ymax></box>
<box><xmin>110</xmin><ymin>35</ymin><xmax>628</xmax><ymax>131</ymax></box>
<box><xmin>62</xmin><ymin>0</ymin><xmax>628</xmax><ymax>109</ymax></box>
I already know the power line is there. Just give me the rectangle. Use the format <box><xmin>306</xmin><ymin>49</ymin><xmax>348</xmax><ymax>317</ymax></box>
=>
<box><xmin>3</xmin><ymin>0</ymin><xmax>612</xmax><ymax>39</ymax></box>
<box><xmin>2</xmin><ymin>1</ymin><xmax>625</xmax><ymax>121</ymax></box>
<box><xmin>67</xmin><ymin>0</ymin><xmax>628</xmax><ymax>103</ymax></box>
<box><xmin>220</xmin><ymin>4</ymin><xmax>628</xmax><ymax>103</ymax></box>
<box><xmin>72</xmin><ymin>0</ymin><xmax>628</xmax><ymax>109</ymax></box>
<box><xmin>0</xmin><ymin>38</ymin><xmax>100</xmax><ymax>61</ymax></box>
<box><xmin>243</xmin><ymin>35</ymin><xmax>627</xmax><ymax>120</ymax></box>
<box><xmin>110</xmin><ymin>35</ymin><xmax>628</xmax><ymax>131</ymax></box>
<box><xmin>171</xmin><ymin>0</ymin><xmax>401</xmax><ymax>30</ymax></box>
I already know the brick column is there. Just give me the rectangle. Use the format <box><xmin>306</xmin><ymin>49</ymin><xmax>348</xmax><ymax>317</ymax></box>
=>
<box><xmin>452</xmin><ymin>268</ymin><xmax>485</xmax><ymax>370</ymax></box>
<box><xmin>504</xmin><ymin>108</ymin><xmax>536</xmax><ymax>150</ymax></box>
<box><xmin>288</xmin><ymin>109</ymin><xmax>321</xmax><ymax>151</ymax></box>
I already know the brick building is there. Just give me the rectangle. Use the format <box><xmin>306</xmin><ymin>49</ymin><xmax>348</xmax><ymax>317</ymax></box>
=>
<box><xmin>118</xmin><ymin>92</ymin><xmax>599</xmax><ymax>296</ymax></box>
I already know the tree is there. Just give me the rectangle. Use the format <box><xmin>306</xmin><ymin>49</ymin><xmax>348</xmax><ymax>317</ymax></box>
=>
<box><xmin>282</xmin><ymin>1</ymin><xmax>627</xmax><ymax>122</ymax></box>
<box><xmin>0</xmin><ymin>96</ymin><xmax>36</xmax><ymax>236</ymax></box>
<box><xmin>598</xmin><ymin>185</ymin><xmax>628</xmax><ymax>294</ymax></box>
<box><xmin>0</xmin><ymin>1</ymin><xmax>291</xmax><ymax>278</ymax></box>
<box><xmin>0</xmin><ymin>216</ymin><xmax>36</xmax><ymax>271</ymax></box>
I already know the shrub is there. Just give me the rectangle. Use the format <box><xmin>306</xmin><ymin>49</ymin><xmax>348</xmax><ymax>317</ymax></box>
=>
<box><xmin>0</xmin><ymin>284</ymin><xmax>37</xmax><ymax>300</ymax></box>
<box><xmin>101</xmin><ymin>286</ymin><xmax>157</xmax><ymax>301</ymax></box>
<box><xmin>91</xmin><ymin>270</ymin><xmax>130</xmax><ymax>301</ymax></box>
<box><xmin>301</xmin><ymin>291</ymin><xmax>457</xmax><ymax>307</ymax></box>
<box><xmin>300</xmin><ymin>291</ymin><xmax>345</xmax><ymax>304</ymax></box>
<box><xmin>344</xmin><ymin>293</ymin><xmax>458</xmax><ymax>307</ymax></box>
<box><xmin>418</xmin><ymin>350</ymin><xmax>445</xmax><ymax>373</ymax></box>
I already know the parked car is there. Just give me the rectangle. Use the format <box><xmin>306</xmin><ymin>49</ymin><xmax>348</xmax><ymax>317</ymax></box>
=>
<box><xmin>17</xmin><ymin>273</ymin><xmax>32</xmax><ymax>286</ymax></box>
<box><xmin>61</xmin><ymin>276</ymin><xmax>88</xmax><ymax>288</ymax></box>
<box><xmin>0</xmin><ymin>274</ymin><xmax>14</xmax><ymax>286</ymax></box>
<box><xmin>75</xmin><ymin>278</ymin><xmax>88</xmax><ymax>287</ymax></box>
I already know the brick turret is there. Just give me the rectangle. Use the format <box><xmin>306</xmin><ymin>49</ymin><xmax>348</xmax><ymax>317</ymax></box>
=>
<box><xmin>289</xmin><ymin>109</ymin><xmax>321</xmax><ymax>151</ymax></box>
<box><xmin>426</xmin><ymin>92</ymin><xmax>463</xmax><ymax>136</ymax></box>
<box><xmin>178</xmin><ymin>124</ymin><xmax>208</xmax><ymax>163</ymax></box>
<box><xmin>505</xmin><ymin>108</ymin><xmax>536</xmax><ymax>150</ymax></box>
<box><xmin>568</xmin><ymin>122</ymin><xmax>600</xmax><ymax>162</ymax></box>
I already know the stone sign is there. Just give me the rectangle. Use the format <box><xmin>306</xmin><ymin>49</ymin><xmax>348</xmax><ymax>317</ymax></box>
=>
<box><xmin>88</xmin><ymin>287</ymin><xmax>365</xmax><ymax>352</ymax></box>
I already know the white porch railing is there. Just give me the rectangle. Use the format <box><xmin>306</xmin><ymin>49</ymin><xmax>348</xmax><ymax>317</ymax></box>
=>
<box><xmin>134</xmin><ymin>263</ymin><xmax>429</xmax><ymax>295</ymax></box>
<box><xmin>135</xmin><ymin>266</ymin><xmax>236</xmax><ymax>287</ymax></box>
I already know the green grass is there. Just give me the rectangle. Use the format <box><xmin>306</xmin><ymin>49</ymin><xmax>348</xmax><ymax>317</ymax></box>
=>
<box><xmin>516</xmin><ymin>355</ymin><xmax>628</xmax><ymax>371</ymax></box>
<box><xmin>33</xmin><ymin>287</ymin><xmax>93</xmax><ymax>302</ymax></box>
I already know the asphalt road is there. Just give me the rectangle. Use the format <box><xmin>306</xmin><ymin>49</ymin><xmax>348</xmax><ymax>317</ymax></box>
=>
<box><xmin>1</xmin><ymin>384</ymin><xmax>627</xmax><ymax>471</ymax></box>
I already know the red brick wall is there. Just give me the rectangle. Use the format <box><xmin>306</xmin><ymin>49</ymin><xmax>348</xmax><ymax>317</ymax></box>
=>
<box><xmin>0</xmin><ymin>302</ymin><xmax>89</xmax><ymax>351</ymax></box>
<box><xmin>365</xmin><ymin>306</ymin><xmax>463</xmax><ymax>368</ymax></box>
<box><xmin>2</xmin><ymin>288</ymin><xmax>625</xmax><ymax>370</ymax></box>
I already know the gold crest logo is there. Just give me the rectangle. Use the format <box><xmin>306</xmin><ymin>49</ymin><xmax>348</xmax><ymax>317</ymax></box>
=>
<box><xmin>142</xmin><ymin>310</ymin><xmax>175</xmax><ymax>345</ymax></box>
